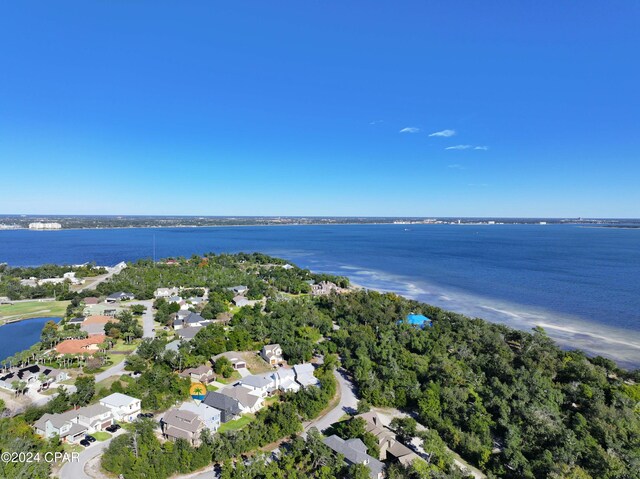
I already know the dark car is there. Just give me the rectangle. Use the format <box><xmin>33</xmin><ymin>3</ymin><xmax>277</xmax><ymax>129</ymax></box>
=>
<box><xmin>85</xmin><ymin>435</ymin><xmax>96</xmax><ymax>442</ymax></box>
<box><xmin>143</xmin><ymin>412</ymin><xmax>154</xmax><ymax>418</ymax></box>
<box><xmin>106</xmin><ymin>424</ymin><xmax>121</xmax><ymax>433</ymax></box>
<box><xmin>79</xmin><ymin>439</ymin><xmax>91</xmax><ymax>447</ymax></box>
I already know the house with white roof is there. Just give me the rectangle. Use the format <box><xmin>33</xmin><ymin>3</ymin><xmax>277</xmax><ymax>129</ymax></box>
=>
<box><xmin>276</xmin><ymin>367</ymin><xmax>300</xmax><ymax>392</ymax></box>
<box><xmin>239</xmin><ymin>373</ymin><xmax>277</xmax><ymax>397</ymax></box>
<box><xmin>99</xmin><ymin>393</ymin><xmax>142</xmax><ymax>422</ymax></box>
<box><xmin>261</xmin><ymin>344</ymin><xmax>283</xmax><ymax>365</ymax></box>
<box><xmin>154</xmin><ymin>287</ymin><xmax>180</xmax><ymax>298</ymax></box>
<box><xmin>294</xmin><ymin>363</ymin><xmax>320</xmax><ymax>388</ymax></box>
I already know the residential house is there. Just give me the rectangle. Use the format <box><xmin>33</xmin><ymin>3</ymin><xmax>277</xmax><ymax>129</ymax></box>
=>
<box><xmin>83</xmin><ymin>297</ymin><xmax>100</xmax><ymax>305</ymax></box>
<box><xmin>76</xmin><ymin>404</ymin><xmax>114</xmax><ymax>432</ymax></box>
<box><xmin>187</xmin><ymin>297</ymin><xmax>205</xmax><ymax>307</ymax></box>
<box><xmin>0</xmin><ymin>364</ymin><xmax>68</xmax><ymax>392</ymax></box>
<box><xmin>357</xmin><ymin>412</ymin><xmax>420</xmax><ymax>466</ymax></box>
<box><xmin>81</xmin><ymin>315</ymin><xmax>114</xmax><ymax>336</ymax></box>
<box><xmin>34</xmin><ymin>410</ymin><xmax>88</xmax><ymax>443</ymax></box>
<box><xmin>239</xmin><ymin>373</ymin><xmax>277</xmax><ymax>397</ymax></box>
<box><xmin>233</xmin><ymin>295</ymin><xmax>250</xmax><ymax>307</ymax></box>
<box><xmin>165</xmin><ymin>339</ymin><xmax>182</xmax><ymax>353</ymax></box>
<box><xmin>173</xmin><ymin>312</ymin><xmax>209</xmax><ymax>330</ymax></box>
<box><xmin>67</xmin><ymin>316</ymin><xmax>85</xmax><ymax>326</ymax></box>
<box><xmin>276</xmin><ymin>367</ymin><xmax>300</xmax><ymax>392</ymax></box>
<box><xmin>311</xmin><ymin>281</ymin><xmax>341</xmax><ymax>296</ymax></box>
<box><xmin>161</xmin><ymin>408</ymin><xmax>205</xmax><ymax>446</ymax></box>
<box><xmin>105</xmin><ymin>292</ymin><xmax>135</xmax><ymax>303</ymax></box>
<box><xmin>323</xmin><ymin>435</ymin><xmax>385</xmax><ymax>479</ymax></box>
<box><xmin>177</xmin><ymin>327</ymin><xmax>203</xmax><ymax>341</ymax></box>
<box><xmin>294</xmin><ymin>363</ymin><xmax>319</xmax><ymax>388</ymax></box>
<box><xmin>261</xmin><ymin>344</ymin><xmax>283</xmax><ymax>365</ymax></box>
<box><xmin>212</xmin><ymin>351</ymin><xmax>247</xmax><ymax>370</ymax></box>
<box><xmin>202</xmin><ymin>391</ymin><xmax>242</xmax><ymax>423</ymax></box>
<box><xmin>154</xmin><ymin>287</ymin><xmax>180</xmax><ymax>298</ymax></box>
<box><xmin>99</xmin><ymin>393</ymin><xmax>142</xmax><ymax>422</ymax></box>
<box><xmin>220</xmin><ymin>385</ymin><xmax>264</xmax><ymax>413</ymax></box>
<box><xmin>179</xmin><ymin>401</ymin><xmax>221</xmax><ymax>433</ymax></box>
<box><xmin>55</xmin><ymin>334</ymin><xmax>107</xmax><ymax>355</ymax></box>
<box><xmin>179</xmin><ymin>364</ymin><xmax>215</xmax><ymax>384</ymax></box>
<box><xmin>229</xmin><ymin>285</ymin><xmax>248</xmax><ymax>295</ymax></box>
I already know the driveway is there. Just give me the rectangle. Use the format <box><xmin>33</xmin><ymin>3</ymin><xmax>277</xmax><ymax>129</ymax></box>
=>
<box><xmin>57</xmin><ymin>429</ymin><xmax>124</xmax><ymax>479</ymax></box>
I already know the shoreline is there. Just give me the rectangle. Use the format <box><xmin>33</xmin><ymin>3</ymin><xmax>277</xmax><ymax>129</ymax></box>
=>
<box><xmin>327</xmin><ymin>266</ymin><xmax>640</xmax><ymax>369</ymax></box>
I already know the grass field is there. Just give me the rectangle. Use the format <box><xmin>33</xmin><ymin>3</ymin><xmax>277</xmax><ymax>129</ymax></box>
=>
<box><xmin>91</xmin><ymin>431</ymin><xmax>111</xmax><ymax>441</ymax></box>
<box><xmin>218</xmin><ymin>414</ymin><xmax>255</xmax><ymax>433</ymax></box>
<box><xmin>0</xmin><ymin>300</ymin><xmax>70</xmax><ymax>324</ymax></box>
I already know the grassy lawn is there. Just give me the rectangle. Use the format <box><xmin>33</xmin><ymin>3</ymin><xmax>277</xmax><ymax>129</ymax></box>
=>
<box><xmin>218</xmin><ymin>414</ymin><xmax>255</xmax><ymax>433</ymax></box>
<box><xmin>0</xmin><ymin>300</ymin><xmax>70</xmax><ymax>323</ymax></box>
<box><xmin>264</xmin><ymin>395</ymin><xmax>279</xmax><ymax>406</ymax></box>
<box><xmin>91</xmin><ymin>431</ymin><xmax>111</xmax><ymax>441</ymax></box>
<box><xmin>96</xmin><ymin>375</ymin><xmax>124</xmax><ymax>391</ymax></box>
<box><xmin>63</xmin><ymin>443</ymin><xmax>83</xmax><ymax>455</ymax></box>
<box><xmin>206</xmin><ymin>385</ymin><xmax>218</xmax><ymax>392</ymax></box>
<box><xmin>40</xmin><ymin>388</ymin><xmax>59</xmax><ymax>396</ymax></box>
<box><xmin>217</xmin><ymin>371</ymin><xmax>241</xmax><ymax>384</ymax></box>
<box><xmin>112</xmin><ymin>341</ymin><xmax>139</xmax><ymax>352</ymax></box>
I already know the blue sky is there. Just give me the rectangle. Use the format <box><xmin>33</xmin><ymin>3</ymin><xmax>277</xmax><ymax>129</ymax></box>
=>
<box><xmin>1</xmin><ymin>1</ymin><xmax>638</xmax><ymax>217</ymax></box>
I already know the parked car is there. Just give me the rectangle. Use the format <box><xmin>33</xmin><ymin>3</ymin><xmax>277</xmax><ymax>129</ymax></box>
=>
<box><xmin>143</xmin><ymin>412</ymin><xmax>154</xmax><ymax>418</ymax></box>
<box><xmin>79</xmin><ymin>439</ymin><xmax>91</xmax><ymax>447</ymax></box>
<box><xmin>106</xmin><ymin>424</ymin><xmax>121</xmax><ymax>432</ymax></box>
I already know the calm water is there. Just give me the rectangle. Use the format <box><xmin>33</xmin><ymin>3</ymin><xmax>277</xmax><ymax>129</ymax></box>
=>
<box><xmin>0</xmin><ymin>224</ymin><xmax>639</xmax><ymax>367</ymax></box>
<box><xmin>0</xmin><ymin>317</ymin><xmax>59</xmax><ymax>362</ymax></box>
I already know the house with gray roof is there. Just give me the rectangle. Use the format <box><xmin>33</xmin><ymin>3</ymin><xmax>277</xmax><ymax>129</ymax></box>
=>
<box><xmin>179</xmin><ymin>401</ymin><xmax>221</xmax><ymax>433</ymax></box>
<box><xmin>161</xmin><ymin>408</ymin><xmax>205</xmax><ymax>446</ymax></box>
<box><xmin>105</xmin><ymin>292</ymin><xmax>135</xmax><ymax>303</ymax></box>
<box><xmin>229</xmin><ymin>285</ymin><xmax>248</xmax><ymax>295</ymax></box>
<box><xmin>220</xmin><ymin>385</ymin><xmax>264</xmax><ymax>413</ymax></box>
<box><xmin>212</xmin><ymin>351</ymin><xmax>247</xmax><ymax>370</ymax></box>
<box><xmin>173</xmin><ymin>312</ymin><xmax>209</xmax><ymax>330</ymax></box>
<box><xmin>177</xmin><ymin>327</ymin><xmax>203</xmax><ymax>340</ymax></box>
<box><xmin>202</xmin><ymin>391</ymin><xmax>242</xmax><ymax>423</ymax></box>
<box><xmin>233</xmin><ymin>295</ymin><xmax>250</xmax><ymax>307</ymax></box>
<box><xmin>34</xmin><ymin>410</ymin><xmax>88</xmax><ymax>443</ymax></box>
<box><xmin>323</xmin><ymin>435</ymin><xmax>385</xmax><ymax>479</ymax></box>
<box><xmin>0</xmin><ymin>364</ymin><xmax>68</xmax><ymax>392</ymax></box>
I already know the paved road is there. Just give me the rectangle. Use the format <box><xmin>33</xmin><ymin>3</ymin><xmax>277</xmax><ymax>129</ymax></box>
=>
<box><xmin>77</xmin><ymin>263</ymin><xmax>127</xmax><ymax>292</ymax></box>
<box><xmin>57</xmin><ymin>430</ymin><xmax>124</xmax><ymax>479</ymax></box>
<box><xmin>94</xmin><ymin>300</ymin><xmax>155</xmax><ymax>383</ymax></box>
<box><xmin>304</xmin><ymin>368</ymin><xmax>358</xmax><ymax>435</ymax></box>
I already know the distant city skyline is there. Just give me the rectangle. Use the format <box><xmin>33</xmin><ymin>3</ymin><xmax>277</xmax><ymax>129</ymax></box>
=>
<box><xmin>1</xmin><ymin>1</ymin><xmax>638</xmax><ymax>217</ymax></box>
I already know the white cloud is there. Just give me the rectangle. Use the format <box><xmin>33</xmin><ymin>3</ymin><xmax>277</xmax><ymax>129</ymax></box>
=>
<box><xmin>399</xmin><ymin>127</ymin><xmax>420</xmax><ymax>133</ymax></box>
<box><xmin>369</xmin><ymin>120</ymin><xmax>384</xmax><ymax>125</ymax></box>
<box><xmin>445</xmin><ymin>144</ymin><xmax>489</xmax><ymax>151</ymax></box>
<box><xmin>429</xmin><ymin>129</ymin><xmax>456</xmax><ymax>137</ymax></box>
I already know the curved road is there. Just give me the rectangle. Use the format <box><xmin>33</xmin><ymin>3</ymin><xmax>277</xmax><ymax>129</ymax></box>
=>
<box><xmin>95</xmin><ymin>300</ymin><xmax>155</xmax><ymax>383</ymax></box>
